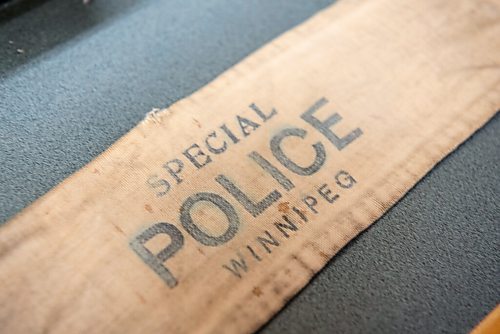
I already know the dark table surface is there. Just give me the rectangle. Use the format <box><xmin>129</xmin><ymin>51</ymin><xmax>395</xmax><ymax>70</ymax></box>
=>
<box><xmin>1</xmin><ymin>1</ymin><xmax>498</xmax><ymax>333</ymax></box>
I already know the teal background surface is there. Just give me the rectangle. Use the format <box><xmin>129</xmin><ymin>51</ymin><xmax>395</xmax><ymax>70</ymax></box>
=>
<box><xmin>1</xmin><ymin>1</ymin><xmax>498</xmax><ymax>332</ymax></box>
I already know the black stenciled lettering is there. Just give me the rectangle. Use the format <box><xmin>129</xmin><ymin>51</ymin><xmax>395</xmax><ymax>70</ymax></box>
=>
<box><xmin>292</xmin><ymin>206</ymin><xmax>308</xmax><ymax>222</ymax></box>
<box><xmin>301</xmin><ymin>97</ymin><xmax>362</xmax><ymax>150</ymax></box>
<box><xmin>257</xmin><ymin>231</ymin><xmax>280</xmax><ymax>253</ymax></box>
<box><xmin>270</xmin><ymin>127</ymin><xmax>326</xmax><ymax>176</ymax></box>
<box><xmin>222</xmin><ymin>252</ymin><xmax>248</xmax><ymax>278</ymax></box>
<box><xmin>180</xmin><ymin>192</ymin><xmax>239</xmax><ymax>246</ymax></box>
<box><xmin>274</xmin><ymin>215</ymin><xmax>298</xmax><ymax>238</ymax></box>
<box><xmin>205</xmin><ymin>131</ymin><xmax>228</xmax><ymax>154</ymax></box>
<box><xmin>318</xmin><ymin>184</ymin><xmax>339</xmax><ymax>203</ymax></box>
<box><xmin>220</xmin><ymin>124</ymin><xmax>240</xmax><ymax>144</ymax></box>
<box><xmin>237</xmin><ymin>115</ymin><xmax>260</xmax><ymax>136</ymax></box>
<box><xmin>335</xmin><ymin>170</ymin><xmax>357</xmax><ymax>188</ymax></box>
<box><xmin>147</xmin><ymin>175</ymin><xmax>171</xmax><ymax>197</ymax></box>
<box><xmin>247</xmin><ymin>245</ymin><xmax>262</xmax><ymax>261</ymax></box>
<box><xmin>249</xmin><ymin>103</ymin><xmax>277</xmax><ymax>122</ymax></box>
<box><xmin>182</xmin><ymin>143</ymin><xmax>212</xmax><ymax>169</ymax></box>
<box><xmin>130</xmin><ymin>222</ymin><xmax>184</xmax><ymax>288</ymax></box>
<box><xmin>216</xmin><ymin>174</ymin><xmax>281</xmax><ymax>218</ymax></box>
<box><xmin>303</xmin><ymin>195</ymin><xmax>319</xmax><ymax>214</ymax></box>
<box><xmin>248</xmin><ymin>151</ymin><xmax>295</xmax><ymax>191</ymax></box>
<box><xmin>163</xmin><ymin>159</ymin><xmax>184</xmax><ymax>184</ymax></box>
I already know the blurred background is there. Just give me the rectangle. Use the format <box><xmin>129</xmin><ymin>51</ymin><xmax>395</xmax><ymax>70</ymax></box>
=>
<box><xmin>0</xmin><ymin>1</ymin><xmax>498</xmax><ymax>332</ymax></box>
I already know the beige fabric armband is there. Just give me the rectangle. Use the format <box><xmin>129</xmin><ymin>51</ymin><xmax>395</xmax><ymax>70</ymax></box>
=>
<box><xmin>0</xmin><ymin>0</ymin><xmax>499</xmax><ymax>332</ymax></box>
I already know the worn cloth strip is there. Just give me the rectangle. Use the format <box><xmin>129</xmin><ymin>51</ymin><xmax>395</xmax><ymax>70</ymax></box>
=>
<box><xmin>0</xmin><ymin>0</ymin><xmax>499</xmax><ymax>332</ymax></box>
